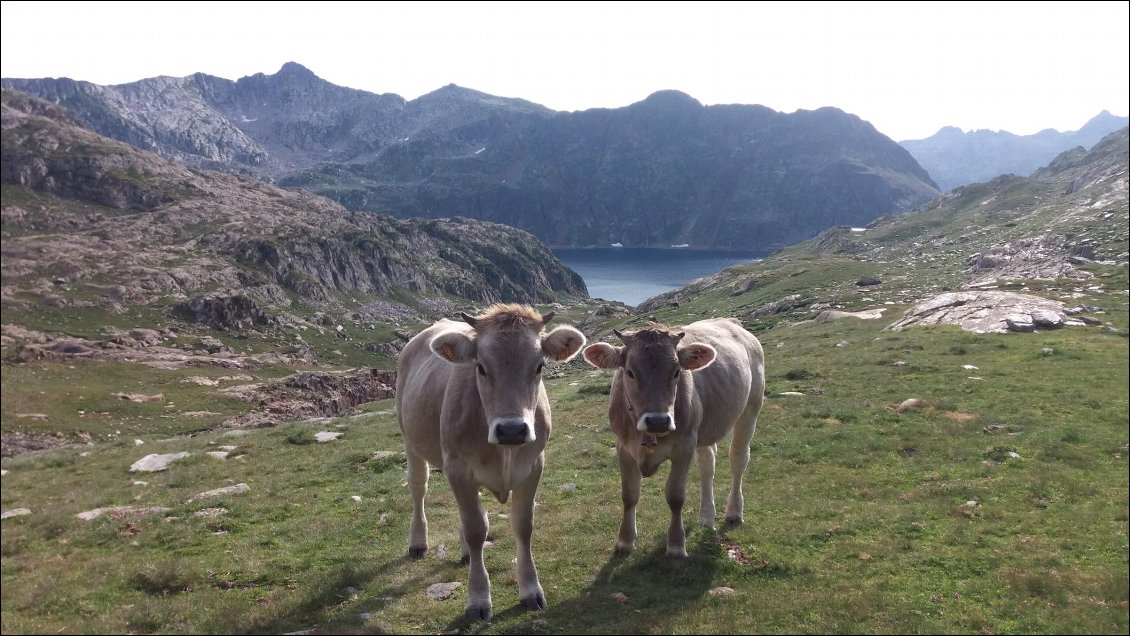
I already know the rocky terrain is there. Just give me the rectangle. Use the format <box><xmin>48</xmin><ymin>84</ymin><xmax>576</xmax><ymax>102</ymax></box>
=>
<box><xmin>1</xmin><ymin>88</ymin><xmax>587</xmax><ymax>330</ymax></box>
<box><xmin>4</xmin><ymin>63</ymin><xmax>940</xmax><ymax>249</ymax></box>
<box><xmin>901</xmin><ymin>111</ymin><xmax>1128</xmax><ymax>191</ymax></box>
<box><xmin>634</xmin><ymin>127</ymin><xmax>1128</xmax><ymax>336</ymax></box>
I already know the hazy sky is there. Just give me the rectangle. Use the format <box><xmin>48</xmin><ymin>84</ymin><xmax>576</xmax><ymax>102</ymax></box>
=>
<box><xmin>2</xmin><ymin>1</ymin><xmax>1126</xmax><ymax>140</ymax></box>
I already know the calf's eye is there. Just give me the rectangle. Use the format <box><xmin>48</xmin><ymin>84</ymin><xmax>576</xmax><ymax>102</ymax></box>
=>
<box><xmin>536</xmin><ymin>362</ymin><xmax>545</xmax><ymax>375</ymax></box>
<box><xmin>476</xmin><ymin>364</ymin><xmax>486</xmax><ymax>377</ymax></box>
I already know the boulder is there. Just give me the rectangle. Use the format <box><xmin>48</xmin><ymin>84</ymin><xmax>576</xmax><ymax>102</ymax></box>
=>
<box><xmin>888</xmin><ymin>291</ymin><xmax>1074</xmax><ymax>334</ymax></box>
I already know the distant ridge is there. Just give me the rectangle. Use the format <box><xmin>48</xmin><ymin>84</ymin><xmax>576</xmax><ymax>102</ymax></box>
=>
<box><xmin>900</xmin><ymin>111</ymin><xmax>1128</xmax><ymax>191</ymax></box>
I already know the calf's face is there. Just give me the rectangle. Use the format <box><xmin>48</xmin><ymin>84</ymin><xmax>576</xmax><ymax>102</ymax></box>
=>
<box><xmin>430</xmin><ymin>312</ymin><xmax>585</xmax><ymax>445</ymax></box>
<box><xmin>584</xmin><ymin>329</ymin><xmax>716</xmax><ymax>435</ymax></box>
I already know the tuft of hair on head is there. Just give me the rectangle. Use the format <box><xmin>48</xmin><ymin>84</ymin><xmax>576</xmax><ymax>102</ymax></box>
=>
<box><xmin>465</xmin><ymin>303</ymin><xmax>548</xmax><ymax>331</ymax></box>
<box><xmin>618</xmin><ymin>323</ymin><xmax>684</xmax><ymax>346</ymax></box>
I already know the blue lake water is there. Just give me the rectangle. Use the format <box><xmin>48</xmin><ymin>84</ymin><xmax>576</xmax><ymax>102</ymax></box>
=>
<box><xmin>552</xmin><ymin>248</ymin><xmax>767</xmax><ymax>306</ymax></box>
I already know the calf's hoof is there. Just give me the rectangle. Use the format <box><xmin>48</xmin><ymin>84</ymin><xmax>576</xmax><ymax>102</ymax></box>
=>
<box><xmin>666</xmin><ymin>545</ymin><xmax>689</xmax><ymax>558</ymax></box>
<box><xmin>723</xmin><ymin>515</ymin><xmax>744</xmax><ymax>526</ymax></box>
<box><xmin>614</xmin><ymin>541</ymin><xmax>634</xmax><ymax>556</ymax></box>
<box><xmin>408</xmin><ymin>545</ymin><xmax>427</xmax><ymax>559</ymax></box>
<box><xmin>520</xmin><ymin>591</ymin><xmax>547</xmax><ymax>610</ymax></box>
<box><xmin>698</xmin><ymin>515</ymin><xmax>716</xmax><ymax>529</ymax></box>
<box><xmin>465</xmin><ymin>602</ymin><xmax>493</xmax><ymax>621</ymax></box>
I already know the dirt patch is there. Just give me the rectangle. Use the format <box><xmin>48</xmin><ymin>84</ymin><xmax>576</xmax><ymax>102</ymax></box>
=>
<box><xmin>220</xmin><ymin>369</ymin><xmax>396</xmax><ymax>428</ymax></box>
<box><xmin>943</xmin><ymin>411</ymin><xmax>979</xmax><ymax>422</ymax></box>
<box><xmin>1</xmin><ymin>431</ymin><xmax>73</xmax><ymax>457</ymax></box>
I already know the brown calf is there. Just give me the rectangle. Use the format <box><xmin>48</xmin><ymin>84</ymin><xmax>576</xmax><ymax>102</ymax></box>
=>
<box><xmin>583</xmin><ymin>318</ymin><xmax>764</xmax><ymax>556</ymax></box>
<box><xmin>397</xmin><ymin>304</ymin><xmax>585</xmax><ymax>619</ymax></box>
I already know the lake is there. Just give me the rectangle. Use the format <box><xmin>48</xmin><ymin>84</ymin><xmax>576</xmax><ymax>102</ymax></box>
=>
<box><xmin>552</xmin><ymin>248</ymin><xmax>766</xmax><ymax>306</ymax></box>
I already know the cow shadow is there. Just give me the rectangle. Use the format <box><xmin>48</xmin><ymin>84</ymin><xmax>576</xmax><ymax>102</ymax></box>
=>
<box><xmin>234</xmin><ymin>554</ymin><xmax>453</xmax><ymax>635</ymax></box>
<box><xmin>448</xmin><ymin>526</ymin><xmax>723</xmax><ymax>635</ymax></box>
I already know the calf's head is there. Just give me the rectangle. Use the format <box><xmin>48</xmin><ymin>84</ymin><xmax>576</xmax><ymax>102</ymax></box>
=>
<box><xmin>583</xmin><ymin>327</ymin><xmax>715</xmax><ymax>435</ymax></box>
<box><xmin>429</xmin><ymin>304</ymin><xmax>585</xmax><ymax>445</ymax></box>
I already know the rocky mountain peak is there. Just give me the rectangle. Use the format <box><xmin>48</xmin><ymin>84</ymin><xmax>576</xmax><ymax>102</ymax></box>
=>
<box><xmin>637</xmin><ymin>89</ymin><xmax>703</xmax><ymax>110</ymax></box>
<box><xmin>275</xmin><ymin>61</ymin><xmax>318</xmax><ymax>78</ymax></box>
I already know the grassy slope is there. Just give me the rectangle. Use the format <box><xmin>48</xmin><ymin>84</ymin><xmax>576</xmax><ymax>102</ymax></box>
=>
<box><xmin>2</xmin><ymin>311</ymin><xmax>1126</xmax><ymax>634</ymax></box>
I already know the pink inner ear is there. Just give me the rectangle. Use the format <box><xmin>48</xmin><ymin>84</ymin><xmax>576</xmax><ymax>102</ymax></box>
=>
<box><xmin>442</xmin><ymin>343</ymin><xmax>456</xmax><ymax>361</ymax></box>
<box><xmin>681</xmin><ymin>344</ymin><xmax>715</xmax><ymax>370</ymax></box>
<box><xmin>584</xmin><ymin>345</ymin><xmax>614</xmax><ymax>369</ymax></box>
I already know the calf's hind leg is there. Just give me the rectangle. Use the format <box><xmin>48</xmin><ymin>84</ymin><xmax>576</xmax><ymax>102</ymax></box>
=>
<box><xmin>725</xmin><ymin>397</ymin><xmax>762</xmax><ymax>525</ymax></box>
<box><xmin>696</xmin><ymin>443</ymin><xmax>718</xmax><ymax>528</ymax></box>
<box><xmin>406</xmin><ymin>447</ymin><xmax>430</xmax><ymax>558</ymax></box>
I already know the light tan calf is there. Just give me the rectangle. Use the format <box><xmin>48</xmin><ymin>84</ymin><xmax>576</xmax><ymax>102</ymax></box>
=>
<box><xmin>397</xmin><ymin>304</ymin><xmax>585</xmax><ymax>620</ymax></box>
<box><xmin>583</xmin><ymin>318</ymin><xmax>764</xmax><ymax>557</ymax></box>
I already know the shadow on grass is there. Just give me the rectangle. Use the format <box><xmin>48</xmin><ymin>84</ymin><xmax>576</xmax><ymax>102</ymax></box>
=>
<box><xmin>447</xmin><ymin>527</ymin><xmax>723</xmax><ymax>635</ymax></box>
<box><xmin>233</xmin><ymin>554</ymin><xmax>453</xmax><ymax>635</ymax></box>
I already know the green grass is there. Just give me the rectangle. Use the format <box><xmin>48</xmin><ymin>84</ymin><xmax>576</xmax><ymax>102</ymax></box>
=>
<box><xmin>3</xmin><ymin>313</ymin><xmax>1127</xmax><ymax>634</ymax></box>
<box><xmin>0</xmin><ymin>359</ymin><xmax>260</xmax><ymax>439</ymax></box>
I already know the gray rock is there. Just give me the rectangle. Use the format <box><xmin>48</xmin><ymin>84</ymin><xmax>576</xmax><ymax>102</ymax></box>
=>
<box><xmin>315</xmin><ymin>431</ymin><xmax>343</xmax><ymax>442</ymax></box>
<box><xmin>1</xmin><ymin>508</ymin><xmax>31</xmax><ymax>520</ymax></box>
<box><xmin>76</xmin><ymin>505</ymin><xmax>170</xmax><ymax>521</ymax></box>
<box><xmin>1005</xmin><ymin>313</ymin><xmax>1035</xmax><ymax>332</ymax></box>
<box><xmin>749</xmin><ymin>294</ymin><xmax>810</xmax><ymax>318</ymax></box>
<box><xmin>426</xmin><ymin>581</ymin><xmax>461</xmax><ymax>601</ymax></box>
<box><xmin>896</xmin><ymin>398</ymin><xmax>924</xmax><ymax>412</ymax></box>
<box><xmin>813</xmin><ymin>308</ymin><xmax>885</xmax><ymax>322</ymax></box>
<box><xmin>169</xmin><ymin>294</ymin><xmax>277</xmax><ymax>330</ymax></box>
<box><xmin>129</xmin><ymin>451</ymin><xmax>190</xmax><ymax>472</ymax></box>
<box><xmin>190</xmin><ymin>483</ymin><xmax>250</xmax><ymax>501</ymax></box>
<box><xmin>1030</xmin><ymin>309</ymin><xmax>1064</xmax><ymax>328</ymax></box>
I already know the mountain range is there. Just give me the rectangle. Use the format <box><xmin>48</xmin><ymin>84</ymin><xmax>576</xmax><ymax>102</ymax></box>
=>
<box><xmin>899</xmin><ymin>111</ymin><xmax>1128</xmax><ymax>192</ymax></box>
<box><xmin>0</xmin><ymin>88</ymin><xmax>586</xmax><ymax>332</ymax></box>
<box><xmin>3</xmin><ymin>62</ymin><xmax>940</xmax><ymax>250</ymax></box>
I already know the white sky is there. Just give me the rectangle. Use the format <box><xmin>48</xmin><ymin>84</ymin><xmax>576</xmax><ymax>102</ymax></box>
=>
<box><xmin>1</xmin><ymin>0</ymin><xmax>1126</xmax><ymax>141</ymax></box>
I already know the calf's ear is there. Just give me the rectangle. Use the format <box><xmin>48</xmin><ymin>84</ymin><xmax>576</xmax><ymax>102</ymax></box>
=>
<box><xmin>677</xmin><ymin>343</ymin><xmax>716</xmax><ymax>371</ymax></box>
<box><xmin>542</xmin><ymin>326</ymin><xmax>586</xmax><ymax>362</ymax></box>
<box><xmin>429</xmin><ymin>330</ymin><xmax>476</xmax><ymax>364</ymax></box>
<box><xmin>583</xmin><ymin>342</ymin><xmax>623</xmax><ymax>369</ymax></box>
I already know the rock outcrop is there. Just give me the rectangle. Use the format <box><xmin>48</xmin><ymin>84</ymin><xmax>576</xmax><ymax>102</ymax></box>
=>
<box><xmin>887</xmin><ymin>291</ymin><xmax>1081</xmax><ymax>334</ymax></box>
<box><xmin>219</xmin><ymin>369</ymin><xmax>396</xmax><ymax>428</ymax></box>
<box><xmin>1</xmin><ymin>88</ymin><xmax>587</xmax><ymax>320</ymax></box>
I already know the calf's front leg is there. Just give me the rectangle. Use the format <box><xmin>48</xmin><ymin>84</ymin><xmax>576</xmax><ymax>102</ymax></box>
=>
<box><xmin>616</xmin><ymin>446</ymin><xmax>641</xmax><ymax>554</ymax></box>
<box><xmin>664</xmin><ymin>448</ymin><xmax>693</xmax><ymax>558</ymax></box>
<box><xmin>511</xmin><ymin>455</ymin><xmax>546</xmax><ymax>610</ymax></box>
<box><xmin>446</xmin><ymin>467</ymin><xmax>492</xmax><ymax>621</ymax></box>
